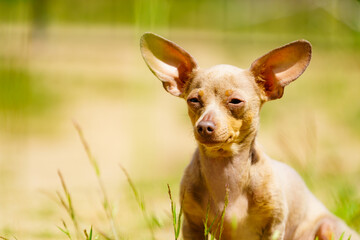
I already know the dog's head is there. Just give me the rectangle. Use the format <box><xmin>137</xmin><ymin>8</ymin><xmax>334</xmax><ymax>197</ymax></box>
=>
<box><xmin>140</xmin><ymin>33</ymin><xmax>311</xmax><ymax>154</ymax></box>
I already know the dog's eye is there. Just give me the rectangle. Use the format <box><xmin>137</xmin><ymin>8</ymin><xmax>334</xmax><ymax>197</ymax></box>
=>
<box><xmin>229</xmin><ymin>98</ymin><xmax>243</xmax><ymax>104</ymax></box>
<box><xmin>188</xmin><ymin>98</ymin><xmax>200</xmax><ymax>103</ymax></box>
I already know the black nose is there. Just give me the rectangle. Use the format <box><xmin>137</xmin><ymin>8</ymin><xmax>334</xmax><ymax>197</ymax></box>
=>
<box><xmin>197</xmin><ymin>121</ymin><xmax>215</xmax><ymax>137</ymax></box>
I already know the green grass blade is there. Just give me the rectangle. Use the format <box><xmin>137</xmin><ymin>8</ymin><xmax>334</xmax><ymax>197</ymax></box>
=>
<box><xmin>89</xmin><ymin>226</ymin><xmax>93</xmax><ymax>240</ymax></box>
<box><xmin>167</xmin><ymin>184</ymin><xmax>178</xmax><ymax>239</ymax></box>
<box><xmin>339</xmin><ymin>232</ymin><xmax>345</xmax><ymax>240</ymax></box>
<box><xmin>57</xmin><ymin>226</ymin><xmax>72</xmax><ymax>240</ymax></box>
<box><xmin>210</xmin><ymin>188</ymin><xmax>229</xmax><ymax>240</ymax></box>
<box><xmin>204</xmin><ymin>201</ymin><xmax>211</xmax><ymax>239</ymax></box>
<box><xmin>176</xmin><ymin>194</ymin><xmax>185</xmax><ymax>238</ymax></box>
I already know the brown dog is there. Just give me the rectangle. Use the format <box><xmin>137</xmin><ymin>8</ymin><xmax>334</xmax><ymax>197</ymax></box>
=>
<box><xmin>140</xmin><ymin>33</ymin><xmax>359</xmax><ymax>240</ymax></box>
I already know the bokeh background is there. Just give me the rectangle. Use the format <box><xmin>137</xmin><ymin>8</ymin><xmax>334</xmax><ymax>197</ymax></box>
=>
<box><xmin>1</xmin><ymin>0</ymin><xmax>360</xmax><ymax>239</ymax></box>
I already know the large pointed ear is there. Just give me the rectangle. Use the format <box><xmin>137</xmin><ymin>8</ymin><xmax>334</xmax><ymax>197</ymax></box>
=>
<box><xmin>250</xmin><ymin>40</ymin><xmax>312</xmax><ymax>101</ymax></box>
<box><xmin>140</xmin><ymin>33</ymin><xmax>198</xmax><ymax>97</ymax></box>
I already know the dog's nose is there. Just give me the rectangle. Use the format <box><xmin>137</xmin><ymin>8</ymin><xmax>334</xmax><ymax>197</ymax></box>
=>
<box><xmin>197</xmin><ymin>121</ymin><xmax>215</xmax><ymax>137</ymax></box>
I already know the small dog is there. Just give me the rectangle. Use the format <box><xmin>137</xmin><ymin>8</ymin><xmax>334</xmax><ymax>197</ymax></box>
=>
<box><xmin>140</xmin><ymin>33</ymin><xmax>359</xmax><ymax>240</ymax></box>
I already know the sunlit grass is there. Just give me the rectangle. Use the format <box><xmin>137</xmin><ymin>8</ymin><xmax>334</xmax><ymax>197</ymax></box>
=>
<box><xmin>49</xmin><ymin>131</ymin><xmax>359</xmax><ymax>240</ymax></box>
<box><xmin>52</xmin><ymin>122</ymin><xmax>232</xmax><ymax>240</ymax></box>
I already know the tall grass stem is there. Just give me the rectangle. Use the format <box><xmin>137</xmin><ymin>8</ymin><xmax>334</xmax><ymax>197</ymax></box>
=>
<box><xmin>73</xmin><ymin>120</ymin><xmax>119</xmax><ymax>240</ymax></box>
<box><xmin>120</xmin><ymin>164</ymin><xmax>157</xmax><ymax>240</ymax></box>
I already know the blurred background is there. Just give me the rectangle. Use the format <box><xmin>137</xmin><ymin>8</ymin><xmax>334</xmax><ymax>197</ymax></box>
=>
<box><xmin>0</xmin><ymin>0</ymin><xmax>360</xmax><ymax>239</ymax></box>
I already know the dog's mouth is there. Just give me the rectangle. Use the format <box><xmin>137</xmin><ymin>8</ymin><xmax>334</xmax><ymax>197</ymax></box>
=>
<box><xmin>196</xmin><ymin>133</ymin><xmax>235</xmax><ymax>148</ymax></box>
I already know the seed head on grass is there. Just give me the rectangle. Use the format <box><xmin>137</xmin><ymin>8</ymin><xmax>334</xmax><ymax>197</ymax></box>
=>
<box><xmin>84</xmin><ymin>226</ymin><xmax>93</xmax><ymax>240</ymax></box>
<box><xmin>167</xmin><ymin>184</ymin><xmax>184</xmax><ymax>240</ymax></box>
<box><xmin>57</xmin><ymin>171</ymin><xmax>81</xmax><ymax>239</ymax></box>
<box><xmin>120</xmin><ymin>164</ymin><xmax>158</xmax><ymax>240</ymax></box>
<box><xmin>73</xmin><ymin>120</ymin><xmax>119</xmax><ymax>240</ymax></box>
<box><xmin>57</xmin><ymin>220</ymin><xmax>73</xmax><ymax>240</ymax></box>
<box><xmin>73</xmin><ymin>120</ymin><xmax>100</xmax><ymax>176</ymax></box>
<box><xmin>53</xmin><ymin>171</ymin><xmax>112</xmax><ymax>239</ymax></box>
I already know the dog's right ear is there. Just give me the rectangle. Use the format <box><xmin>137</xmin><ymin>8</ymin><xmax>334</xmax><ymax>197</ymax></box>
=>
<box><xmin>140</xmin><ymin>33</ymin><xmax>198</xmax><ymax>97</ymax></box>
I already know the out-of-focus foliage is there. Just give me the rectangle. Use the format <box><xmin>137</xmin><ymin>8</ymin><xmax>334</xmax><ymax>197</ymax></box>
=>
<box><xmin>1</xmin><ymin>0</ymin><xmax>359</xmax><ymax>33</ymax></box>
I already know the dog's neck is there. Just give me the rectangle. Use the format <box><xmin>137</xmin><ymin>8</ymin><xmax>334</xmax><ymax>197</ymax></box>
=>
<box><xmin>197</xmin><ymin>131</ymin><xmax>260</xmax><ymax>205</ymax></box>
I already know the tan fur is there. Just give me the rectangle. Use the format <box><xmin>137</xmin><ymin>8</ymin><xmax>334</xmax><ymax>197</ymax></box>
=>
<box><xmin>140</xmin><ymin>33</ymin><xmax>360</xmax><ymax>240</ymax></box>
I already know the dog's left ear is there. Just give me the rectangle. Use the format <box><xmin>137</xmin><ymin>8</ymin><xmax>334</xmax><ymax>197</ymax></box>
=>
<box><xmin>250</xmin><ymin>40</ymin><xmax>312</xmax><ymax>100</ymax></box>
<box><xmin>140</xmin><ymin>33</ymin><xmax>198</xmax><ymax>97</ymax></box>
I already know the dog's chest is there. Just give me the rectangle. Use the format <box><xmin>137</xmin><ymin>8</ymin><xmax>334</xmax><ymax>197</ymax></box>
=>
<box><xmin>207</xmin><ymin>197</ymin><xmax>272</xmax><ymax>240</ymax></box>
<box><xmin>183</xmin><ymin>190</ymin><xmax>273</xmax><ymax>240</ymax></box>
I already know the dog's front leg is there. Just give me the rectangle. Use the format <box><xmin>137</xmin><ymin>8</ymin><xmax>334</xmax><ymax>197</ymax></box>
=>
<box><xmin>182</xmin><ymin>215</ymin><xmax>206</xmax><ymax>240</ymax></box>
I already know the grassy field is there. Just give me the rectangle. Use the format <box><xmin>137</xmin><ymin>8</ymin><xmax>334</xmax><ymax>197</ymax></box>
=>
<box><xmin>0</xmin><ymin>23</ymin><xmax>360</xmax><ymax>239</ymax></box>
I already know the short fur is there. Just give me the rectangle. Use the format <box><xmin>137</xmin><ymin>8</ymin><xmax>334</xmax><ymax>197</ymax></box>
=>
<box><xmin>140</xmin><ymin>32</ymin><xmax>359</xmax><ymax>240</ymax></box>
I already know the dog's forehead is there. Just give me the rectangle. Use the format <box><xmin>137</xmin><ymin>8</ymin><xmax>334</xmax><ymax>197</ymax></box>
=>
<box><xmin>191</xmin><ymin>64</ymin><xmax>255</xmax><ymax>93</ymax></box>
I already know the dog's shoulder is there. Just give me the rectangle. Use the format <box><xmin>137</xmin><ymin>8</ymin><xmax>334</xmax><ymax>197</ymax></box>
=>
<box><xmin>181</xmin><ymin>149</ymin><xmax>206</xmax><ymax>200</ymax></box>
